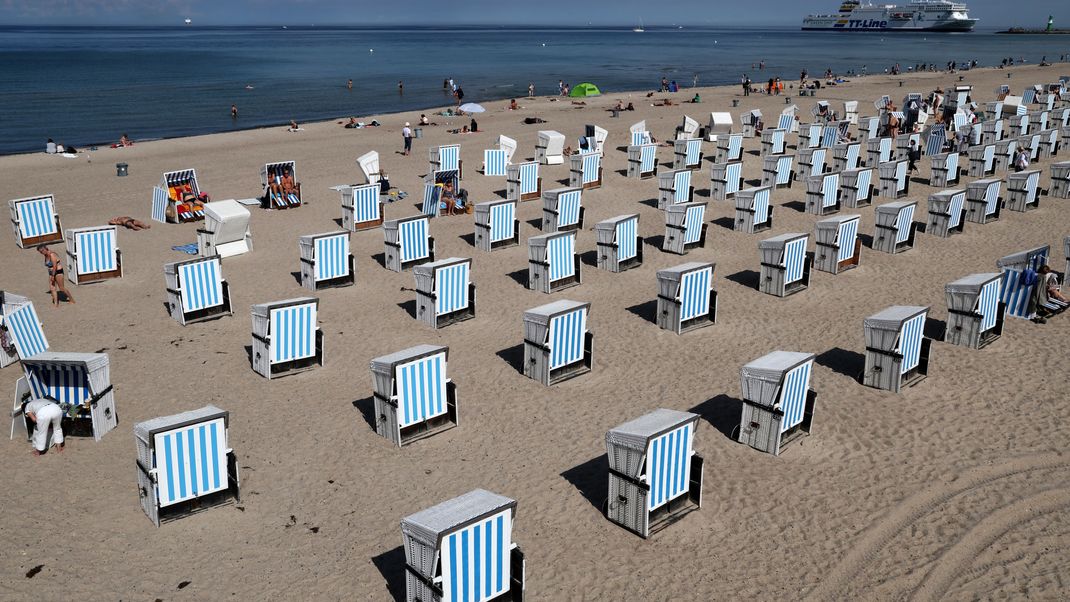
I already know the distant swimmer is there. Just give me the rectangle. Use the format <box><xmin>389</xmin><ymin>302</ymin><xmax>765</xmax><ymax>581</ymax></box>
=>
<box><xmin>231</xmin><ymin>104</ymin><xmax>238</xmax><ymax>118</ymax></box>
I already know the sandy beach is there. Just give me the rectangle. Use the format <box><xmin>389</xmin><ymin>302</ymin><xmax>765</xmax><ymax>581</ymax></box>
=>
<box><xmin>2</xmin><ymin>64</ymin><xmax>1068</xmax><ymax>600</ymax></box>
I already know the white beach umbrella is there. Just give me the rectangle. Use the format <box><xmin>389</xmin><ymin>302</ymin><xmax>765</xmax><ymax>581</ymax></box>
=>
<box><xmin>458</xmin><ymin>103</ymin><xmax>486</xmax><ymax>113</ymax></box>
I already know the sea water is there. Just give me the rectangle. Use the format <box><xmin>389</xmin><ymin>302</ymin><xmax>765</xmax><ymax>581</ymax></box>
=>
<box><xmin>1</xmin><ymin>25</ymin><xmax>1067</xmax><ymax>154</ymax></box>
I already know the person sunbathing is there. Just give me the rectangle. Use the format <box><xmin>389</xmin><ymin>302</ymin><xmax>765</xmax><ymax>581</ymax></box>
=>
<box><xmin>108</xmin><ymin>216</ymin><xmax>151</xmax><ymax>230</ymax></box>
<box><xmin>280</xmin><ymin>168</ymin><xmax>299</xmax><ymax>199</ymax></box>
<box><xmin>267</xmin><ymin>168</ymin><xmax>283</xmax><ymax>199</ymax></box>
<box><xmin>344</xmin><ymin>117</ymin><xmax>359</xmax><ymax>128</ymax></box>
<box><xmin>118</xmin><ymin>133</ymin><xmax>133</xmax><ymax>147</ymax></box>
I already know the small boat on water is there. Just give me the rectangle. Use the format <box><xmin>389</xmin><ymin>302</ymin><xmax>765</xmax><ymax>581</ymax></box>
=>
<box><xmin>633</xmin><ymin>19</ymin><xmax>645</xmax><ymax>33</ymax></box>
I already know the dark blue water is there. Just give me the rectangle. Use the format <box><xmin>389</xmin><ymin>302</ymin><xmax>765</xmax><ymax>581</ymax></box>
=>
<box><xmin>1</xmin><ymin>25</ymin><xmax>1068</xmax><ymax>154</ymax></box>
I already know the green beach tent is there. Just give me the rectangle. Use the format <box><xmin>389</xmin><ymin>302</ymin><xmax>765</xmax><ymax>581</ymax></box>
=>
<box><xmin>569</xmin><ymin>82</ymin><xmax>601</xmax><ymax>98</ymax></box>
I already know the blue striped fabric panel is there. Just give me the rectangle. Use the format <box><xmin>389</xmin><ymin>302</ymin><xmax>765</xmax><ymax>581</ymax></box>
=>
<box><xmin>776</xmin><ymin>156</ymin><xmax>793</xmax><ymax>186</ymax></box>
<box><xmin>837</xmin><ymin>218</ymin><xmax>860</xmax><ymax>262</ymax></box>
<box><xmin>895</xmin><ymin>161</ymin><xmax>908</xmax><ymax>192</ymax></box>
<box><xmin>439</xmin><ymin>146</ymin><xmax>460</xmax><ymax>171</ymax></box>
<box><xmin>805</xmin><ymin>124</ymin><xmax>822</xmax><ymax>148</ymax></box>
<box><xmin>926</xmin><ymin>126</ymin><xmax>946</xmax><ymax>156</ymax></box>
<box><xmin>153</xmin><ymin>418</ymin><xmax>228</xmax><ymax>507</ymax></box>
<box><xmin>1001</xmin><ymin>250</ymin><xmax>1047</xmax><ymax>318</ymax></box>
<box><xmin>548</xmin><ymin>307</ymin><xmax>586</xmax><ymax>370</ymax></box>
<box><xmin>558</xmin><ymin>191</ymin><xmax>582</xmax><ymax>227</ymax></box>
<box><xmin>436</xmin><ymin>262</ymin><xmax>470</xmax><ymax>315</ymax></box>
<box><xmin>484</xmin><ymin>149</ymin><xmax>508</xmax><ymax>177</ymax></box>
<box><xmin>810</xmin><ymin>149</ymin><xmax>826</xmax><ymax>177</ymax></box>
<box><xmin>270</xmin><ymin>302</ymin><xmax>317</xmax><ymax>364</ymax></box>
<box><xmin>582</xmin><ymin>153</ymin><xmax>600</xmax><ymax>184</ymax></box>
<box><xmin>16</xmin><ymin>197</ymin><xmax>58</xmax><ymax>239</ymax></box>
<box><xmin>679</xmin><ymin>267</ymin><xmax>712</xmax><ymax>322</ymax></box>
<box><xmin>822</xmin><ymin>174</ymin><xmax>839</xmax><ymax>208</ymax></box>
<box><xmin>75</xmin><ymin>229</ymin><xmax>117</xmax><ymax>275</ymax></box>
<box><xmin>879</xmin><ymin>138</ymin><xmax>892</xmax><ymax>163</ymax></box>
<box><xmin>779</xmin><ymin>361</ymin><xmax>812</xmax><ymax>432</ymax></box>
<box><xmin>1023</xmin><ymin>171</ymin><xmax>1040</xmax><ymax>201</ymax></box>
<box><xmin>5</xmin><ymin>302</ymin><xmax>49</xmax><ymax>358</ymax></box>
<box><xmin>152</xmin><ymin>187</ymin><xmax>169</xmax><ymax>223</ymax></box>
<box><xmin>684</xmin><ymin>205</ymin><xmax>705</xmax><ymax>244</ymax></box>
<box><xmin>616</xmin><ymin>217</ymin><xmax>638</xmax><ymax>261</ymax></box>
<box><xmin>784</xmin><ymin>237</ymin><xmax>807</xmax><ymax>283</ymax></box>
<box><xmin>821</xmin><ymin>126</ymin><xmax>838</xmax><ymax>148</ymax></box>
<box><xmin>400</xmin><ymin>218</ymin><xmax>430</xmax><ymax>262</ymax></box>
<box><xmin>673</xmin><ymin>171</ymin><xmax>691</xmax><ymax>202</ymax></box>
<box><xmin>547</xmin><ymin>233</ymin><xmax>576</xmax><ymax>282</ymax></box>
<box><xmin>753</xmin><ymin>189</ymin><xmax>770</xmax><ymax>225</ymax></box>
<box><xmin>423</xmin><ymin>184</ymin><xmax>439</xmax><ymax>217</ymax></box>
<box><xmin>846</xmin><ymin>144</ymin><xmax>860</xmax><ymax>169</ymax></box>
<box><xmin>983</xmin><ymin>181</ymin><xmax>1001</xmax><ymax>216</ymax></box>
<box><xmin>645</xmin><ymin>423</ymin><xmax>693</xmax><ymax>510</ymax></box>
<box><xmin>855</xmin><ymin>169</ymin><xmax>873</xmax><ymax>202</ymax></box>
<box><xmin>27</xmin><ymin>363</ymin><xmax>89</xmax><ymax>406</ymax></box>
<box><xmin>777</xmin><ymin>114</ymin><xmax>794</xmax><ymax>131</ymax></box>
<box><xmin>631</xmin><ymin>131</ymin><xmax>649</xmax><ymax>146</ymax></box>
<box><xmin>179</xmin><ymin>259</ymin><xmax>224</xmax><ymax>312</ymax></box>
<box><xmin>978</xmin><ymin>279</ymin><xmax>1001</xmax><ymax>332</ymax></box>
<box><xmin>898</xmin><ymin>313</ymin><xmax>926</xmax><ymax>373</ymax></box>
<box><xmin>352</xmin><ymin>183</ymin><xmax>381</xmax><ymax>223</ymax></box>
<box><xmin>728</xmin><ymin>135</ymin><xmax>742</xmax><ymax>160</ymax></box>
<box><xmin>685</xmin><ymin>139</ymin><xmax>702</xmax><ymax>165</ymax></box>
<box><xmin>726</xmin><ymin>163</ymin><xmax>743</xmax><ymax>195</ymax></box>
<box><xmin>396</xmin><ymin>351</ymin><xmax>448</xmax><ymax>427</ymax></box>
<box><xmin>895</xmin><ymin>205</ymin><xmax>915</xmax><ymax>244</ymax></box>
<box><xmin>519</xmin><ymin>162</ymin><xmax>539</xmax><ymax>194</ymax></box>
<box><xmin>314</xmin><ymin>234</ymin><xmax>349</xmax><ymax>282</ymax></box>
<box><xmin>947</xmin><ymin>192</ymin><xmax>965</xmax><ymax>229</ymax></box>
<box><xmin>640</xmin><ymin>145</ymin><xmax>657</xmax><ymax>173</ymax></box>
<box><xmin>490</xmin><ymin>201</ymin><xmax>515</xmax><ymax>242</ymax></box>
<box><xmin>441</xmin><ymin>510</ymin><xmax>511</xmax><ymax>602</ymax></box>
<box><xmin>945</xmin><ymin>152</ymin><xmax>960</xmax><ymax>180</ymax></box>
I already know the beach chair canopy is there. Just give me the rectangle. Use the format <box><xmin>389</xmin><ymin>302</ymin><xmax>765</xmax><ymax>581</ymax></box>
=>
<box><xmin>401</xmin><ymin>487</ymin><xmax>516</xmax><ymax>547</ymax></box>
<box><xmin>538</xmin><ymin>130</ymin><xmax>565</xmax><ymax>150</ymax></box>
<box><xmin>569</xmin><ymin>82</ymin><xmax>601</xmax><ymax>97</ymax></box>
<box><xmin>739</xmin><ymin>351</ymin><xmax>815</xmax><ymax>408</ymax></box>
<box><xmin>606</xmin><ymin>408</ymin><xmax>698</xmax><ymax>455</ymax></box>
<box><xmin>357</xmin><ymin>151</ymin><xmax>381</xmax><ymax>183</ymax></box>
<box><xmin>864</xmin><ymin>305</ymin><xmax>929</xmax><ymax>350</ymax></box>
<box><xmin>497</xmin><ymin>135</ymin><xmax>517</xmax><ymax>163</ymax></box>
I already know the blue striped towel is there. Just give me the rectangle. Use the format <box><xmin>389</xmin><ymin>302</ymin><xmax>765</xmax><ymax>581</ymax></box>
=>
<box><xmin>171</xmin><ymin>243</ymin><xmax>199</xmax><ymax>255</ymax></box>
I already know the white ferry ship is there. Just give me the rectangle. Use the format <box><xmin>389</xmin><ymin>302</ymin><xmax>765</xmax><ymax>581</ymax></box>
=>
<box><xmin>802</xmin><ymin>0</ymin><xmax>978</xmax><ymax>32</ymax></box>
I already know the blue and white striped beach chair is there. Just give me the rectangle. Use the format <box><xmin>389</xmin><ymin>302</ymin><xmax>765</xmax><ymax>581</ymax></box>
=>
<box><xmin>926</xmin><ymin>189</ymin><xmax>967</xmax><ymax>238</ymax></box>
<box><xmin>569</xmin><ymin>151</ymin><xmax>602</xmax><ymax>189</ymax></box>
<box><xmin>160</xmin><ymin>169</ymin><xmax>205</xmax><ymax>223</ymax></box>
<box><xmin>414</xmin><ymin>258</ymin><xmax>475</xmax><ymax>328</ymax></box>
<box><xmin>506</xmin><ymin>161</ymin><xmax>541</xmax><ymax>202</ymax></box>
<box><xmin>1006</xmin><ymin>113</ymin><xmax>1029</xmax><ymax>138</ymax></box>
<box><xmin>873</xmin><ymin>201</ymin><xmax>917</xmax><ymax>254</ymax></box>
<box><xmin>734</xmin><ymin>187</ymin><xmax>772</xmax><ymax>234</ymax></box>
<box><xmin>401</xmin><ymin>490</ymin><xmax>525</xmax><ymax>602</ymax></box>
<box><xmin>877</xmin><ymin>159</ymin><xmax>909</xmax><ymax>199</ymax></box>
<box><xmin>863</xmin><ymin>306</ymin><xmax>931</xmax><ymax>392</ymax></box>
<box><xmin>967</xmin><ymin>143</ymin><xmax>997</xmax><ymax>177</ymax></box>
<box><xmin>163</xmin><ymin>256</ymin><xmax>233</xmax><ymax>325</ymax></box>
<box><xmin>371</xmin><ymin>344</ymin><xmax>458</xmax><ymax>444</ymax></box>
<box><xmin>710</xmin><ymin>161</ymin><xmax>744</xmax><ymax>199</ymax></box>
<box><xmin>965</xmin><ymin>178</ymin><xmax>1003</xmax><ymax>224</ymax></box>
<box><xmin>422</xmin><ymin>170</ymin><xmax>460</xmax><ymax>218</ymax></box>
<box><xmin>797</xmin><ymin>147</ymin><xmax>827</xmax><ymax>180</ymax></box>
<box><xmin>429</xmin><ymin>144</ymin><xmax>462</xmax><ymax>178</ymax></box>
<box><xmin>925</xmin><ymin>124</ymin><xmax>948</xmax><ymax>157</ymax></box>
<box><xmin>656</xmin><ymin>262</ymin><xmax>717</xmax><ymax>333</ymax></box>
<box><xmin>250</xmin><ymin>297</ymin><xmax>323</xmax><ymax>379</ymax></box>
<box><xmin>839</xmin><ymin>168</ymin><xmax>874</xmax><ymax>207</ymax></box>
<box><xmin>674</xmin><ymin>138</ymin><xmax>703</xmax><ymax>169</ymax></box>
<box><xmin>762</xmin><ymin>154</ymin><xmax>795</xmax><ymax>189</ymax></box>
<box><xmin>738</xmin><ymin>351</ymin><xmax>817</xmax><ymax>455</ymax></box>
<box><xmin>930</xmin><ymin>146</ymin><xmax>960</xmax><ymax>188</ymax></box>
<box><xmin>1006</xmin><ymin>169</ymin><xmax>1042</xmax><ymax>212</ymax></box>
<box><xmin>542</xmin><ymin>187</ymin><xmax>584</xmax><ymax>232</ymax></box>
<box><xmin>805</xmin><ymin>172</ymin><xmax>841</xmax><ymax>215</ymax></box>
<box><xmin>832</xmin><ymin>142</ymin><xmax>861</xmax><ymax>172</ymax></box>
<box><xmin>799</xmin><ymin>123</ymin><xmax>823</xmax><ymax>149</ymax></box>
<box><xmin>820</xmin><ymin>125</ymin><xmax>840</xmax><ymax>148</ymax></box>
<box><xmin>1040</xmin><ymin>128</ymin><xmax>1060</xmax><ymax>158</ymax></box>
<box><xmin>630</xmin><ymin>120</ymin><xmax>652</xmax><ymax>146</ymax></box>
<box><xmin>945</xmin><ymin>273</ymin><xmax>1004</xmax><ymax>349</ymax></box>
<box><xmin>22</xmin><ymin>351</ymin><xmax>117</xmax><ymax>441</ymax></box>
<box><xmin>1029</xmin><ymin>111</ymin><xmax>1049</xmax><ymax>135</ymax></box>
<box><xmin>474</xmin><ymin>199</ymin><xmax>518</xmax><ymax>251</ymax></box>
<box><xmin>341</xmin><ymin>182</ymin><xmax>383</xmax><ymax>232</ymax></box>
<box><xmin>134</xmin><ymin>405</ymin><xmax>238</xmax><ymax>526</ymax></box>
<box><xmin>606</xmin><ymin>409</ymin><xmax>704</xmax><ymax>537</ymax></box>
<box><xmin>761</xmin><ymin>128</ymin><xmax>787</xmax><ymax>156</ymax></box>
<box><xmin>528</xmin><ymin>231</ymin><xmax>580</xmax><ymax>293</ymax></box>
<box><xmin>657</xmin><ymin>169</ymin><xmax>694</xmax><ymax>209</ymax></box>
<box><xmin>998</xmin><ymin>246</ymin><xmax>1050</xmax><ymax>320</ymax></box>
<box><xmin>299</xmin><ymin>231</ymin><xmax>353</xmax><ymax>291</ymax></box>
<box><xmin>715</xmin><ymin>133</ymin><xmax>744</xmax><ymax>163</ymax></box>
<box><xmin>814</xmin><ymin>214</ymin><xmax>861</xmax><ymax>274</ymax></box>
<box><xmin>1057</xmin><ymin>107</ymin><xmax>1070</xmax><ymax>128</ymax></box>
<box><xmin>627</xmin><ymin>143</ymin><xmax>658</xmax><ymax>179</ymax></box>
<box><xmin>1020</xmin><ymin>133</ymin><xmax>1042</xmax><ymax>161</ymax></box>
<box><xmin>1021</xmin><ymin>87</ymin><xmax>1036</xmax><ymax>105</ymax></box>
<box><xmin>0</xmin><ymin>292</ymin><xmax>30</xmax><ymax>368</ymax></box>
<box><xmin>759</xmin><ymin>233</ymin><xmax>810</xmax><ymax>297</ymax></box>
<box><xmin>982</xmin><ymin>118</ymin><xmax>1004</xmax><ymax>145</ymax></box>
<box><xmin>777</xmin><ymin>111</ymin><xmax>797</xmax><ymax>132</ymax></box>
<box><xmin>595</xmin><ymin>214</ymin><xmax>642</xmax><ymax>273</ymax></box>
<box><xmin>523</xmin><ymin>299</ymin><xmax>592</xmax><ymax>385</ymax></box>
<box><xmin>259</xmin><ymin>161</ymin><xmax>301</xmax><ymax>209</ymax></box>
<box><xmin>483</xmin><ymin>148</ymin><xmax>508</xmax><ymax>177</ymax></box>
<box><xmin>866</xmin><ymin>137</ymin><xmax>893</xmax><ymax>167</ymax></box>
<box><xmin>995</xmin><ymin>139</ymin><xmax>1019</xmax><ymax>173</ymax></box>
<box><xmin>858</xmin><ymin>116</ymin><xmax>881</xmax><ymax>140</ymax></box>
<box><xmin>384</xmin><ymin>215</ymin><xmax>434</xmax><ymax>272</ymax></box>
<box><xmin>664</xmin><ymin>201</ymin><xmax>707</xmax><ymax>254</ymax></box>
<box><xmin>1052</xmin><ymin>161</ymin><xmax>1070</xmax><ymax>198</ymax></box>
<box><xmin>151</xmin><ymin>186</ymin><xmax>169</xmax><ymax>224</ymax></box>
<box><xmin>2</xmin><ymin>298</ymin><xmax>48</xmax><ymax>361</ymax></box>
<box><xmin>8</xmin><ymin>195</ymin><xmax>63</xmax><ymax>248</ymax></box>
<box><xmin>64</xmin><ymin>225</ymin><xmax>122</xmax><ymax>284</ymax></box>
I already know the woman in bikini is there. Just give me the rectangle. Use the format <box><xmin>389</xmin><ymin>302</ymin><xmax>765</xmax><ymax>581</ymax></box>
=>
<box><xmin>37</xmin><ymin>246</ymin><xmax>75</xmax><ymax>306</ymax></box>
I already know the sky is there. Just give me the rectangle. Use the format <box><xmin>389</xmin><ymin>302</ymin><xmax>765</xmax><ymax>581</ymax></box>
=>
<box><xmin>0</xmin><ymin>0</ymin><xmax>1062</xmax><ymax>27</ymax></box>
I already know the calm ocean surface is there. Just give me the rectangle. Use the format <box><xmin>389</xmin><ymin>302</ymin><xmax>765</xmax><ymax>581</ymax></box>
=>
<box><xmin>1</xmin><ymin>25</ymin><xmax>1068</xmax><ymax>154</ymax></box>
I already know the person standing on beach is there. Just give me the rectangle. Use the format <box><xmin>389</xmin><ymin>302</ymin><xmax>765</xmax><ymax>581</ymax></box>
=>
<box><xmin>402</xmin><ymin>122</ymin><xmax>413</xmax><ymax>156</ymax></box>
<box><xmin>907</xmin><ymin>140</ymin><xmax>921</xmax><ymax>174</ymax></box>
<box><xmin>559</xmin><ymin>80</ymin><xmax>565</xmax><ymax>96</ymax></box>
<box><xmin>528</xmin><ymin>82</ymin><xmax>535</xmax><ymax>97</ymax></box>
<box><xmin>23</xmin><ymin>398</ymin><xmax>64</xmax><ymax>456</ymax></box>
<box><xmin>37</xmin><ymin>246</ymin><xmax>74</xmax><ymax>306</ymax></box>
<box><xmin>741</xmin><ymin>75</ymin><xmax>750</xmax><ymax>96</ymax></box>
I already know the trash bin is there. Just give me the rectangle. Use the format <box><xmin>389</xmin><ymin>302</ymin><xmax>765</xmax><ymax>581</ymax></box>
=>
<box><xmin>116</xmin><ymin>162</ymin><xmax>129</xmax><ymax>177</ymax></box>
<box><xmin>414</xmin><ymin>128</ymin><xmax>423</xmax><ymax>139</ymax></box>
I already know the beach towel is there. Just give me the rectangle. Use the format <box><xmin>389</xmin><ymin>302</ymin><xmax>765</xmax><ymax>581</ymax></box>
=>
<box><xmin>171</xmin><ymin>243</ymin><xmax>199</xmax><ymax>255</ymax></box>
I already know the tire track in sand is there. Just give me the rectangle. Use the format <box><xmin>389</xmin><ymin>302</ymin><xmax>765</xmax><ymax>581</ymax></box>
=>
<box><xmin>910</xmin><ymin>487</ymin><xmax>1070</xmax><ymax>602</ymax></box>
<box><xmin>805</xmin><ymin>454</ymin><xmax>1068</xmax><ymax>601</ymax></box>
